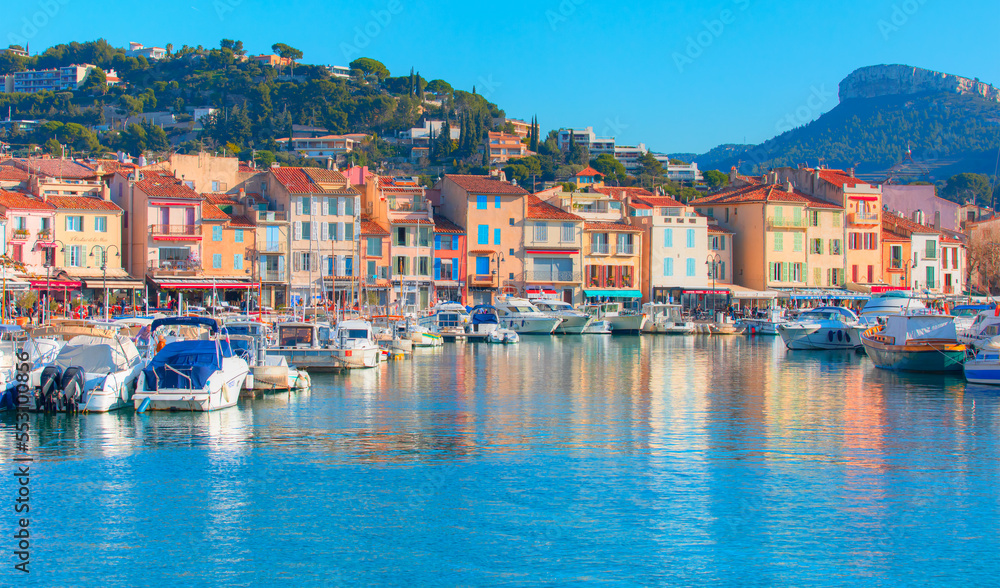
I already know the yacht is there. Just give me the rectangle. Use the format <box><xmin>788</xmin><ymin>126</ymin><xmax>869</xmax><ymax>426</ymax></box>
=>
<box><xmin>857</xmin><ymin>291</ymin><xmax>926</xmax><ymax>326</ymax></box>
<box><xmin>861</xmin><ymin>311</ymin><xmax>966</xmax><ymax>372</ymax></box>
<box><xmin>330</xmin><ymin>319</ymin><xmax>381</xmax><ymax>369</ymax></box>
<box><xmin>493</xmin><ymin>297</ymin><xmax>562</xmax><ymax>334</ymax></box>
<box><xmin>951</xmin><ymin>303</ymin><xmax>996</xmax><ymax>332</ymax></box>
<box><xmin>579</xmin><ymin>302</ymin><xmax>647</xmax><ymax>334</ymax></box>
<box><xmin>468</xmin><ymin>305</ymin><xmax>502</xmax><ymax>336</ymax></box>
<box><xmin>224</xmin><ymin>320</ymin><xmax>310</xmax><ymax>392</ymax></box>
<box><xmin>31</xmin><ymin>333</ymin><xmax>143</xmax><ymax>413</ymax></box>
<box><xmin>958</xmin><ymin>310</ymin><xmax>1000</xmax><ymax>348</ymax></box>
<box><xmin>777</xmin><ymin>306</ymin><xmax>864</xmax><ymax>350</ymax></box>
<box><xmin>641</xmin><ymin>303</ymin><xmax>695</xmax><ymax>334</ymax></box>
<box><xmin>530</xmin><ymin>298</ymin><xmax>593</xmax><ymax>334</ymax></box>
<box><xmin>267</xmin><ymin>322</ymin><xmax>338</xmax><ymax>371</ymax></box>
<box><xmin>133</xmin><ymin>317</ymin><xmax>249</xmax><ymax>412</ymax></box>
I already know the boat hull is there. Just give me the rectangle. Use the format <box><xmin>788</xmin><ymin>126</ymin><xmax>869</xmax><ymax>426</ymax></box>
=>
<box><xmin>643</xmin><ymin>322</ymin><xmax>695</xmax><ymax>335</ymax></box>
<box><xmin>500</xmin><ymin>317</ymin><xmax>562</xmax><ymax>334</ymax></box>
<box><xmin>964</xmin><ymin>359</ymin><xmax>1000</xmax><ymax>385</ymax></box>
<box><xmin>608</xmin><ymin>314</ymin><xmax>646</xmax><ymax>335</ymax></box>
<box><xmin>778</xmin><ymin>325</ymin><xmax>863</xmax><ymax>350</ymax></box>
<box><xmin>553</xmin><ymin>315</ymin><xmax>592</xmax><ymax>335</ymax></box>
<box><xmin>861</xmin><ymin>339</ymin><xmax>966</xmax><ymax>372</ymax></box>
<box><xmin>134</xmin><ymin>371</ymin><xmax>247</xmax><ymax>412</ymax></box>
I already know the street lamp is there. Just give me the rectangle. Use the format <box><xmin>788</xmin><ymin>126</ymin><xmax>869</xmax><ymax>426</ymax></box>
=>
<box><xmin>706</xmin><ymin>252</ymin><xmax>722</xmax><ymax>314</ymax></box>
<box><xmin>89</xmin><ymin>244</ymin><xmax>120</xmax><ymax>321</ymax></box>
<box><xmin>46</xmin><ymin>239</ymin><xmax>67</xmax><ymax>323</ymax></box>
<box><xmin>492</xmin><ymin>251</ymin><xmax>505</xmax><ymax>299</ymax></box>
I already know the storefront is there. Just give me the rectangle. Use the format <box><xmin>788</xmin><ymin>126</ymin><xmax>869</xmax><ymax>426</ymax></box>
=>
<box><xmin>148</xmin><ymin>277</ymin><xmax>255</xmax><ymax>309</ymax></box>
<box><xmin>582</xmin><ymin>289</ymin><xmax>643</xmax><ymax>311</ymax></box>
<box><xmin>679</xmin><ymin>287</ymin><xmax>732</xmax><ymax>313</ymax></box>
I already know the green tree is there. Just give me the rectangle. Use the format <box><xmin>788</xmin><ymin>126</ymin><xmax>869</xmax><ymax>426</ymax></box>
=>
<box><xmin>703</xmin><ymin>169</ymin><xmax>729</xmax><ymax>190</ymax></box>
<box><xmin>426</xmin><ymin>79</ymin><xmax>452</xmax><ymax>95</ymax></box>
<box><xmin>636</xmin><ymin>151</ymin><xmax>664</xmax><ymax>182</ymax></box>
<box><xmin>79</xmin><ymin>67</ymin><xmax>108</xmax><ymax>96</ymax></box>
<box><xmin>940</xmin><ymin>173</ymin><xmax>992</xmax><ymax>207</ymax></box>
<box><xmin>349</xmin><ymin>57</ymin><xmax>390</xmax><ymax>81</ymax></box>
<box><xmin>43</xmin><ymin>138</ymin><xmax>62</xmax><ymax>157</ymax></box>
<box><xmin>590</xmin><ymin>153</ymin><xmax>626</xmax><ymax>185</ymax></box>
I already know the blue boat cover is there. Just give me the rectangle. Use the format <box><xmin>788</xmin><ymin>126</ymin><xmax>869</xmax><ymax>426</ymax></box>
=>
<box><xmin>150</xmin><ymin>316</ymin><xmax>219</xmax><ymax>334</ymax></box>
<box><xmin>143</xmin><ymin>340</ymin><xmax>224</xmax><ymax>390</ymax></box>
<box><xmin>470</xmin><ymin>305</ymin><xmax>499</xmax><ymax>325</ymax></box>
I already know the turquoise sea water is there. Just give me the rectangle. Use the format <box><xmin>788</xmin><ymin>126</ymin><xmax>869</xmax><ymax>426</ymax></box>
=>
<box><xmin>2</xmin><ymin>336</ymin><xmax>999</xmax><ymax>586</ymax></box>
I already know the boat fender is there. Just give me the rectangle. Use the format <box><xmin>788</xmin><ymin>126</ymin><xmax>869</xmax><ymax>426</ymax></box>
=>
<box><xmin>137</xmin><ymin>397</ymin><xmax>151</xmax><ymax>413</ymax></box>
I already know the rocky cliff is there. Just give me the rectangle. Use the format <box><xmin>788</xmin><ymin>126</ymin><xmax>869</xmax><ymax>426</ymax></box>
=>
<box><xmin>839</xmin><ymin>64</ymin><xmax>1000</xmax><ymax>103</ymax></box>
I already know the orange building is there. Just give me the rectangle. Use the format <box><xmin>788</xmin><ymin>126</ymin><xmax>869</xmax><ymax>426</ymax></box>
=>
<box><xmin>360</xmin><ymin>215</ymin><xmax>390</xmax><ymax>306</ymax></box>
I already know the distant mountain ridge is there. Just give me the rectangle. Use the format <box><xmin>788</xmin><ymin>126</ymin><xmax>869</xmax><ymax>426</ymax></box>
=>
<box><xmin>686</xmin><ymin>64</ymin><xmax>1000</xmax><ymax>181</ymax></box>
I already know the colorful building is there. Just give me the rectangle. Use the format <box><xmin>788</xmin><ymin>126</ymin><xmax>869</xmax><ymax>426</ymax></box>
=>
<box><xmin>360</xmin><ymin>215</ymin><xmax>391</xmax><ymax>306</ymax></box>
<box><xmin>523</xmin><ymin>194</ymin><xmax>584</xmax><ymax>304</ymax></box>
<box><xmin>432</xmin><ymin>216</ymin><xmax>466</xmax><ymax>304</ymax></box>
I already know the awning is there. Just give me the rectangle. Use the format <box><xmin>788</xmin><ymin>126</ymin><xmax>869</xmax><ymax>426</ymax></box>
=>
<box><xmin>583</xmin><ymin>289</ymin><xmax>641</xmax><ymax>298</ymax></box>
<box><xmin>683</xmin><ymin>288</ymin><xmax>732</xmax><ymax>295</ymax></box>
<box><xmin>0</xmin><ymin>277</ymin><xmax>30</xmax><ymax>292</ymax></box>
<box><xmin>30</xmin><ymin>280</ymin><xmax>82</xmax><ymax>290</ymax></box>
<box><xmin>848</xmin><ymin>195</ymin><xmax>879</xmax><ymax>202</ymax></box>
<box><xmin>83</xmin><ymin>279</ymin><xmax>145</xmax><ymax>290</ymax></box>
<box><xmin>526</xmin><ymin>287</ymin><xmax>558</xmax><ymax>294</ymax></box>
<box><xmin>152</xmin><ymin>279</ymin><xmax>254</xmax><ymax>289</ymax></box>
<box><xmin>727</xmin><ymin>284</ymin><xmax>785</xmax><ymax>300</ymax></box>
<box><xmin>775</xmin><ymin>287</ymin><xmax>870</xmax><ymax>300</ymax></box>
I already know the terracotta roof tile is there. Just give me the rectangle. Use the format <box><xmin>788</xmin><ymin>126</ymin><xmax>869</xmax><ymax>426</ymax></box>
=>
<box><xmin>360</xmin><ymin>215</ymin><xmax>389</xmax><ymax>236</ymax></box>
<box><xmin>303</xmin><ymin>168</ymin><xmax>349</xmax><ymax>185</ymax></box>
<box><xmin>201</xmin><ymin>201</ymin><xmax>230</xmax><ymax>221</ymax></box>
<box><xmin>433</xmin><ymin>216</ymin><xmax>464</xmax><ymax>234</ymax></box>
<box><xmin>390</xmin><ymin>218</ymin><xmax>434</xmax><ymax>225</ymax></box>
<box><xmin>631</xmin><ymin>195</ymin><xmax>685</xmax><ymax>208</ymax></box>
<box><xmin>136</xmin><ymin>171</ymin><xmax>200</xmax><ymax>199</ymax></box>
<box><xmin>84</xmin><ymin>159</ymin><xmax>137</xmax><ymax>177</ymax></box>
<box><xmin>574</xmin><ymin>166</ymin><xmax>605</xmax><ymax>177</ymax></box>
<box><xmin>584</xmin><ymin>220</ymin><xmax>642</xmax><ymax>233</ymax></box>
<box><xmin>882</xmin><ymin>212</ymin><xmax>939</xmax><ymax>235</ymax></box>
<box><xmin>203</xmin><ymin>192</ymin><xmax>239</xmax><ymax>206</ymax></box>
<box><xmin>45</xmin><ymin>195</ymin><xmax>121</xmax><ymax>212</ymax></box>
<box><xmin>526</xmin><ymin>194</ymin><xmax>583</xmax><ymax>221</ymax></box>
<box><xmin>813</xmin><ymin>168</ymin><xmax>873</xmax><ymax>189</ymax></box>
<box><xmin>592</xmin><ymin>186</ymin><xmax>655</xmax><ymax>200</ymax></box>
<box><xmin>229</xmin><ymin>215</ymin><xmax>255</xmax><ymax>228</ymax></box>
<box><xmin>13</xmin><ymin>158</ymin><xmax>96</xmax><ymax>179</ymax></box>
<box><xmin>270</xmin><ymin>167</ymin><xmax>317</xmax><ymax>194</ymax></box>
<box><xmin>690</xmin><ymin>183</ymin><xmax>842</xmax><ymax>209</ymax></box>
<box><xmin>881</xmin><ymin>229</ymin><xmax>909</xmax><ymax>242</ymax></box>
<box><xmin>0</xmin><ymin>190</ymin><xmax>53</xmax><ymax>211</ymax></box>
<box><xmin>707</xmin><ymin>224</ymin><xmax>733</xmax><ymax>234</ymax></box>
<box><xmin>0</xmin><ymin>168</ymin><xmax>29</xmax><ymax>181</ymax></box>
<box><xmin>445</xmin><ymin>174</ymin><xmax>529</xmax><ymax>195</ymax></box>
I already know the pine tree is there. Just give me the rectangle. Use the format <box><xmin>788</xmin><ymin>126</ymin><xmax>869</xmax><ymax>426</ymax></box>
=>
<box><xmin>482</xmin><ymin>138</ymin><xmax>489</xmax><ymax>167</ymax></box>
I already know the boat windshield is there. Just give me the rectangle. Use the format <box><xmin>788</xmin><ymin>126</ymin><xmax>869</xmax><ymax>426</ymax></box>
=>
<box><xmin>510</xmin><ymin>306</ymin><xmax>537</xmax><ymax>313</ymax></box>
<box><xmin>953</xmin><ymin>309</ymin><xmax>979</xmax><ymax>317</ymax></box>
<box><xmin>800</xmin><ymin>311</ymin><xmax>844</xmax><ymax>322</ymax></box>
<box><xmin>226</xmin><ymin>325</ymin><xmax>260</xmax><ymax>336</ymax></box>
<box><xmin>341</xmin><ymin>329</ymin><xmax>370</xmax><ymax>339</ymax></box>
<box><xmin>280</xmin><ymin>327</ymin><xmax>313</xmax><ymax>346</ymax></box>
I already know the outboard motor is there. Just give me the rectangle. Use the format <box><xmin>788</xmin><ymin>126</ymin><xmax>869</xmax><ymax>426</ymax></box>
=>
<box><xmin>37</xmin><ymin>366</ymin><xmax>63</xmax><ymax>412</ymax></box>
<box><xmin>60</xmin><ymin>367</ymin><xmax>86</xmax><ymax>413</ymax></box>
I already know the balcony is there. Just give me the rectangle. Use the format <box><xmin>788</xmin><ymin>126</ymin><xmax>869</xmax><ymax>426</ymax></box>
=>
<box><xmin>151</xmin><ymin>224</ymin><xmax>201</xmax><ymax>240</ymax></box>
<box><xmin>260</xmin><ymin>241</ymin><xmax>286</xmax><ymax>254</ymax></box>
<box><xmin>387</xmin><ymin>197</ymin><xmax>427</xmax><ymax>212</ymax></box>
<box><xmin>260</xmin><ymin>269</ymin><xmax>286</xmax><ymax>282</ymax></box>
<box><xmin>37</xmin><ymin>228</ymin><xmax>53</xmax><ymax>241</ymax></box>
<box><xmin>615</xmin><ymin>244</ymin><xmax>635</xmax><ymax>256</ymax></box>
<box><xmin>589</xmin><ymin>243</ymin><xmax>610</xmax><ymax>255</ymax></box>
<box><xmin>256</xmin><ymin>210</ymin><xmax>288</xmax><ymax>223</ymax></box>
<box><xmin>525</xmin><ymin>270</ymin><xmax>582</xmax><ymax>283</ymax></box>
<box><xmin>889</xmin><ymin>260</ymin><xmax>904</xmax><ymax>270</ymax></box>
<box><xmin>148</xmin><ymin>260</ymin><xmax>201</xmax><ymax>275</ymax></box>
<box><xmin>468</xmin><ymin>273</ymin><xmax>498</xmax><ymax>288</ymax></box>
<box><xmin>11</xmin><ymin>229</ymin><xmax>29</xmax><ymax>240</ymax></box>
<box><xmin>766</xmin><ymin>217</ymin><xmax>808</xmax><ymax>230</ymax></box>
<box><xmin>849</xmin><ymin>212</ymin><xmax>879</xmax><ymax>226</ymax></box>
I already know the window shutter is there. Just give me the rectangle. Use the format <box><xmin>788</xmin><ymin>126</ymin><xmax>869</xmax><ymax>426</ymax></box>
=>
<box><xmin>451</xmin><ymin>259</ymin><xmax>458</xmax><ymax>278</ymax></box>
<box><xmin>336</xmin><ymin>255</ymin><xmax>345</xmax><ymax>277</ymax></box>
<box><xmin>345</xmin><ymin>222</ymin><xmax>354</xmax><ymax>241</ymax></box>
<box><xmin>337</xmin><ymin>222</ymin><xmax>345</xmax><ymax>241</ymax></box>
<box><xmin>293</xmin><ymin>252</ymin><xmax>301</xmax><ymax>272</ymax></box>
<box><xmin>337</xmin><ymin>197</ymin><xmax>346</xmax><ymax>216</ymax></box>
<box><xmin>296</xmin><ymin>197</ymin><xmax>303</xmax><ymax>216</ymax></box>
<box><xmin>322</xmin><ymin>197</ymin><xmax>329</xmax><ymax>215</ymax></box>
<box><xmin>321</xmin><ymin>222</ymin><xmax>328</xmax><ymax>241</ymax></box>
<box><xmin>293</xmin><ymin>221</ymin><xmax>301</xmax><ymax>241</ymax></box>
<box><xmin>435</xmin><ymin>235</ymin><xmax>441</xmax><ymax>250</ymax></box>
<box><xmin>278</xmin><ymin>255</ymin><xmax>285</xmax><ymax>278</ymax></box>
<box><xmin>354</xmin><ymin>221</ymin><xmax>360</xmax><ymax>241</ymax></box>
<box><xmin>434</xmin><ymin>258</ymin><xmax>441</xmax><ymax>280</ymax></box>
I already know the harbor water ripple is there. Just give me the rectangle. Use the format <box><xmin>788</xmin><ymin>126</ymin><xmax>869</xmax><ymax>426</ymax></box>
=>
<box><xmin>3</xmin><ymin>336</ymin><xmax>1000</xmax><ymax>586</ymax></box>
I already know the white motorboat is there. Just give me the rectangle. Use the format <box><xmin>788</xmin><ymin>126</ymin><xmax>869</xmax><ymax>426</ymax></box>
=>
<box><xmin>777</xmin><ymin>307</ymin><xmax>864</xmax><ymax>350</ymax></box>
<box><xmin>133</xmin><ymin>317</ymin><xmax>249</xmax><ymax>412</ymax></box>
<box><xmin>641</xmin><ymin>303</ymin><xmax>695</xmax><ymax>334</ymax></box>
<box><xmin>951</xmin><ymin>303</ymin><xmax>996</xmax><ymax>332</ymax></box>
<box><xmin>268</xmin><ymin>322</ymin><xmax>340</xmax><ymax>371</ymax></box>
<box><xmin>857</xmin><ymin>291</ymin><xmax>927</xmax><ymax>327</ymax></box>
<box><xmin>958</xmin><ymin>310</ymin><xmax>1000</xmax><ymax>348</ymax></box>
<box><xmin>30</xmin><ymin>333</ymin><xmax>143</xmax><ymax>413</ymax></box>
<box><xmin>530</xmin><ymin>298</ymin><xmax>593</xmax><ymax>334</ymax></box>
<box><xmin>582</xmin><ymin>320</ymin><xmax>613</xmax><ymax>334</ymax></box>
<box><xmin>398</xmin><ymin>317</ymin><xmax>443</xmax><ymax>347</ymax></box>
<box><xmin>330</xmin><ymin>319</ymin><xmax>381</xmax><ymax>369</ymax></box>
<box><xmin>494</xmin><ymin>297</ymin><xmax>562</xmax><ymax>334</ymax></box>
<box><xmin>739</xmin><ymin>308</ymin><xmax>787</xmax><ymax>335</ymax></box>
<box><xmin>579</xmin><ymin>302</ymin><xmax>647</xmax><ymax>334</ymax></box>
<box><xmin>487</xmin><ymin>328</ymin><xmax>519</xmax><ymax>344</ymax></box>
<box><xmin>964</xmin><ymin>336</ymin><xmax>1000</xmax><ymax>385</ymax></box>
<box><xmin>224</xmin><ymin>320</ymin><xmax>310</xmax><ymax>391</ymax></box>
<box><xmin>468</xmin><ymin>305</ymin><xmax>502</xmax><ymax>336</ymax></box>
<box><xmin>418</xmin><ymin>302</ymin><xmax>470</xmax><ymax>337</ymax></box>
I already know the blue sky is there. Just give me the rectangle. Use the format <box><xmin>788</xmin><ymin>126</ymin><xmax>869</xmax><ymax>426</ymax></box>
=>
<box><xmin>7</xmin><ymin>0</ymin><xmax>999</xmax><ymax>156</ymax></box>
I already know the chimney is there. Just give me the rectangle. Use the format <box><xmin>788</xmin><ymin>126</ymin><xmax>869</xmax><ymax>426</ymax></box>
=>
<box><xmin>729</xmin><ymin>166</ymin><xmax>737</xmax><ymax>183</ymax></box>
<box><xmin>848</xmin><ymin>167</ymin><xmax>855</xmax><ymax>178</ymax></box>
<box><xmin>101</xmin><ymin>183</ymin><xmax>110</xmax><ymax>201</ymax></box>
<box><xmin>785</xmin><ymin>179</ymin><xmax>794</xmax><ymax>193</ymax></box>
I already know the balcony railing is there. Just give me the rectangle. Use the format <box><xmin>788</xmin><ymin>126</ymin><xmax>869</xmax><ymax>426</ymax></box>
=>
<box><xmin>388</xmin><ymin>198</ymin><xmax>427</xmax><ymax>212</ymax></box>
<box><xmin>615</xmin><ymin>244</ymin><xmax>635</xmax><ymax>256</ymax></box>
<box><xmin>149</xmin><ymin>260</ymin><xmax>201</xmax><ymax>273</ymax></box>
<box><xmin>766</xmin><ymin>217</ymin><xmax>808</xmax><ymax>229</ymax></box>
<box><xmin>256</xmin><ymin>211</ymin><xmax>288</xmax><ymax>223</ymax></box>
<box><xmin>590</xmin><ymin>243</ymin><xmax>610</xmax><ymax>255</ymax></box>
<box><xmin>525</xmin><ymin>270</ymin><xmax>582</xmax><ymax>283</ymax></box>
<box><xmin>849</xmin><ymin>212</ymin><xmax>879</xmax><ymax>226</ymax></box>
<box><xmin>37</xmin><ymin>228</ymin><xmax>52</xmax><ymax>241</ymax></box>
<box><xmin>260</xmin><ymin>241</ymin><xmax>286</xmax><ymax>254</ymax></box>
<box><xmin>151</xmin><ymin>224</ymin><xmax>200</xmax><ymax>238</ymax></box>
<box><xmin>260</xmin><ymin>269</ymin><xmax>286</xmax><ymax>282</ymax></box>
<box><xmin>889</xmin><ymin>260</ymin><xmax>903</xmax><ymax>270</ymax></box>
<box><xmin>469</xmin><ymin>273</ymin><xmax>498</xmax><ymax>288</ymax></box>
<box><xmin>11</xmin><ymin>229</ymin><xmax>29</xmax><ymax>240</ymax></box>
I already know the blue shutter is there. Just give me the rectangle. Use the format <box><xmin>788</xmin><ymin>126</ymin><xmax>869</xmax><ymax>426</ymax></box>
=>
<box><xmin>345</xmin><ymin>257</ymin><xmax>353</xmax><ymax>276</ymax></box>
<box><xmin>476</xmin><ymin>256</ymin><xmax>489</xmax><ymax>274</ymax></box>
<box><xmin>686</xmin><ymin>258</ymin><xmax>695</xmax><ymax>276</ymax></box>
<box><xmin>434</xmin><ymin>258</ymin><xmax>441</xmax><ymax>280</ymax></box>
<box><xmin>435</xmin><ymin>235</ymin><xmax>441</xmax><ymax>250</ymax></box>
<box><xmin>687</xmin><ymin>229</ymin><xmax>695</xmax><ymax>248</ymax></box>
<box><xmin>478</xmin><ymin>224</ymin><xmax>488</xmax><ymax>245</ymax></box>
<box><xmin>664</xmin><ymin>228</ymin><xmax>672</xmax><ymax>247</ymax></box>
<box><xmin>493</xmin><ymin>228</ymin><xmax>500</xmax><ymax>245</ymax></box>
<box><xmin>452</xmin><ymin>258</ymin><xmax>458</xmax><ymax>278</ymax></box>
<box><xmin>477</xmin><ymin>195</ymin><xmax>487</xmax><ymax>210</ymax></box>
<box><xmin>327</xmin><ymin>256</ymin><xmax>334</xmax><ymax>275</ymax></box>
<box><xmin>213</xmin><ymin>254</ymin><xmax>222</xmax><ymax>269</ymax></box>
<box><xmin>720</xmin><ymin>236</ymin><xmax>726</xmax><ymax>251</ymax></box>
<box><xmin>494</xmin><ymin>195</ymin><xmax>501</xmax><ymax>208</ymax></box>
<box><xmin>234</xmin><ymin>254</ymin><xmax>242</xmax><ymax>270</ymax></box>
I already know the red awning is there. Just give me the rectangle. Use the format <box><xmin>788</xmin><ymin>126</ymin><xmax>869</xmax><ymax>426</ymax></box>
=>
<box><xmin>157</xmin><ymin>282</ymin><xmax>254</xmax><ymax>289</ymax></box>
<box><xmin>526</xmin><ymin>287</ymin><xmax>558</xmax><ymax>294</ymax></box>
<box><xmin>871</xmin><ymin>286</ymin><xmax>910</xmax><ymax>294</ymax></box>
<box><xmin>30</xmin><ymin>280</ymin><xmax>82</xmax><ymax>290</ymax></box>
<box><xmin>848</xmin><ymin>195</ymin><xmax>879</xmax><ymax>201</ymax></box>
<box><xmin>36</xmin><ymin>242</ymin><xmax>56</xmax><ymax>248</ymax></box>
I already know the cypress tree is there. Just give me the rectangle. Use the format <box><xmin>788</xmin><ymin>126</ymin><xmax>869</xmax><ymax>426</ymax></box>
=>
<box><xmin>417</xmin><ymin>72</ymin><xmax>424</xmax><ymax>100</ymax></box>
<box><xmin>409</xmin><ymin>67</ymin><xmax>415</xmax><ymax>96</ymax></box>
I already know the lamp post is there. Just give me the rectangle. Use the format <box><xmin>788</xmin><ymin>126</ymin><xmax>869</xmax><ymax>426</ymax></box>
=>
<box><xmin>706</xmin><ymin>252</ymin><xmax>722</xmax><ymax>314</ymax></box>
<box><xmin>89</xmin><ymin>244</ymin><xmax>120</xmax><ymax>321</ymax></box>
<box><xmin>46</xmin><ymin>239</ymin><xmax>67</xmax><ymax>323</ymax></box>
<box><xmin>492</xmin><ymin>251</ymin><xmax>505</xmax><ymax>301</ymax></box>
